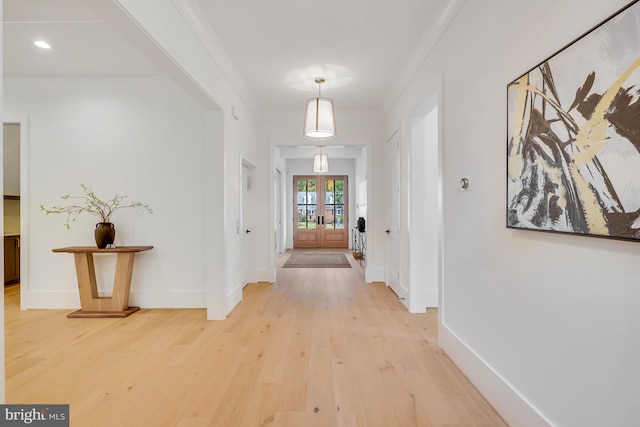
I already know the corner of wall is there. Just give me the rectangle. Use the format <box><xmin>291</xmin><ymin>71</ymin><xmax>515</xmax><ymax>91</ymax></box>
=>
<box><xmin>365</xmin><ymin>267</ymin><xmax>385</xmax><ymax>283</ymax></box>
<box><xmin>226</xmin><ymin>284</ymin><xmax>243</xmax><ymax>315</ymax></box>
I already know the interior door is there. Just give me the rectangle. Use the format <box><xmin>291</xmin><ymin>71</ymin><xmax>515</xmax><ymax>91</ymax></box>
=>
<box><xmin>386</xmin><ymin>133</ymin><xmax>406</xmax><ymax>301</ymax></box>
<box><xmin>275</xmin><ymin>168</ymin><xmax>284</xmax><ymax>254</ymax></box>
<box><xmin>294</xmin><ymin>175</ymin><xmax>348</xmax><ymax>248</ymax></box>
<box><xmin>241</xmin><ymin>163</ymin><xmax>253</xmax><ymax>284</ymax></box>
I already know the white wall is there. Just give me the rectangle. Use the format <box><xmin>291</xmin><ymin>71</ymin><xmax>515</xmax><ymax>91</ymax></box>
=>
<box><xmin>382</xmin><ymin>0</ymin><xmax>640</xmax><ymax>425</ymax></box>
<box><xmin>4</xmin><ymin>76</ymin><xmax>212</xmax><ymax>309</ymax></box>
<box><xmin>110</xmin><ymin>0</ymin><xmax>261</xmax><ymax>318</ymax></box>
<box><xmin>274</xmin><ymin>147</ymin><xmax>288</xmax><ymax>255</ymax></box>
<box><xmin>355</xmin><ymin>149</ymin><xmax>367</xmax><ymax>221</ymax></box>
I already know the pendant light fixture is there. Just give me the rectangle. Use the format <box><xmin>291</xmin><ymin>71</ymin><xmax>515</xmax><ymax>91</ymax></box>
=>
<box><xmin>313</xmin><ymin>151</ymin><xmax>329</xmax><ymax>173</ymax></box>
<box><xmin>303</xmin><ymin>77</ymin><xmax>336</xmax><ymax>139</ymax></box>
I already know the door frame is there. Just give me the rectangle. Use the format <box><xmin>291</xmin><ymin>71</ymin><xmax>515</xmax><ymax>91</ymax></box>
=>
<box><xmin>293</xmin><ymin>175</ymin><xmax>349</xmax><ymax>248</ymax></box>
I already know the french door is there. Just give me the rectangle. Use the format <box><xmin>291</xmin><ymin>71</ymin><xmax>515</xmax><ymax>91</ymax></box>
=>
<box><xmin>294</xmin><ymin>175</ymin><xmax>348</xmax><ymax>248</ymax></box>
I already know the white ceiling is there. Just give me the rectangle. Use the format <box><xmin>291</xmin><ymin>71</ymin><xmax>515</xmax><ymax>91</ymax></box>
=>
<box><xmin>2</xmin><ymin>0</ymin><xmax>160</xmax><ymax>77</ymax></box>
<box><xmin>3</xmin><ymin>0</ymin><xmax>458</xmax><ymax>113</ymax></box>
<box><xmin>192</xmin><ymin>0</ymin><xmax>450</xmax><ymax>112</ymax></box>
<box><xmin>3</xmin><ymin>0</ymin><xmax>459</xmax><ymax>161</ymax></box>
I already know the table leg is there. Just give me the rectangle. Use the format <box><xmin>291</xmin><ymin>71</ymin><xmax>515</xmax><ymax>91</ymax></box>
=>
<box><xmin>112</xmin><ymin>252</ymin><xmax>136</xmax><ymax>311</ymax></box>
<box><xmin>67</xmin><ymin>252</ymin><xmax>140</xmax><ymax>318</ymax></box>
<box><xmin>73</xmin><ymin>253</ymin><xmax>99</xmax><ymax>309</ymax></box>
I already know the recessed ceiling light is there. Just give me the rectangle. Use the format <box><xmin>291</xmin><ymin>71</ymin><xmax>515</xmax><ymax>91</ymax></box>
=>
<box><xmin>34</xmin><ymin>40</ymin><xmax>51</xmax><ymax>49</ymax></box>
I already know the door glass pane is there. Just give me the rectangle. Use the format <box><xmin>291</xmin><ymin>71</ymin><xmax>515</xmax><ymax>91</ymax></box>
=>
<box><xmin>308</xmin><ymin>205</ymin><xmax>317</xmax><ymax>229</ymax></box>
<box><xmin>335</xmin><ymin>204</ymin><xmax>344</xmax><ymax>229</ymax></box>
<box><xmin>297</xmin><ymin>206</ymin><xmax>307</xmax><ymax>229</ymax></box>
<box><xmin>325</xmin><ymin>179</ymin><xmax>334</xmax><ymax>204</ymax></box>
<box><xmin>325</xmin><ymin>205</ymin><xmax>335</xmax><ymax>229</ymax></box>
<box><xmin>336</xmin><ymin>180</ymin><xmax>343</xmax><ymax>202</ymax></box>
<box><xmin>308</xmin><ymin>180</ymin><xmax>317</xmax><ymax>204</ymax></box>
<box><xmin>296</xmin><ymin>179</ymin><xmax>319</xmax><ymax>230</ymax></box>
<box><xmin>297</xmin><ymin>180</ymin><xmax>307</xmax><ymax>205</ymax></box>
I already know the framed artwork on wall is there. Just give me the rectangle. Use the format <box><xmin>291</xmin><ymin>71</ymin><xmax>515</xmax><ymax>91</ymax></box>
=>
<box><xmin>507</xmin><ymin>0</ymin><xmax>640</xmax><ymax>241</ymax></box>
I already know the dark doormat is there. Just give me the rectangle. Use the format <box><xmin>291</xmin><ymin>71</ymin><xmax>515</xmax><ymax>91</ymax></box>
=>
<box><xmin>282</xmin><ymin>253</ymin><xmax>351</xmax><ymax>268</ymax></box>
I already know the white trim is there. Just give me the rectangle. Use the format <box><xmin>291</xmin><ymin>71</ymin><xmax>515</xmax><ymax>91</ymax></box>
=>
<box><xmin>425</xmin><ymin>289</ymin><xmax>438</xmax><ymax>308</ymax></box>
<box><xmin>365</xmin><ymin>267</ymin><xmax>385</xmax><ymax>283</ymax></box>
<box><xmin>439</xmin><ymin>325</ymin><xmax>552</xmax><ymax>427</ymax></box>
<box><xmin>227</xmin><ymin>283</ymin><xmax>243</xmax><ymax>313</ymax></box>
<box><xmin>255</xmin><ymin>267</ymin><xmax>274</xmax><ymax>282</ymax></box>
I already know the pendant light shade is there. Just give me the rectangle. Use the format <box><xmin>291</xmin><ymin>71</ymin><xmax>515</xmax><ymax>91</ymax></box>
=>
<box><xmin>303</xmin><ymin>77</ymin><xmax>336</xmax><ymax>139</ymax></box>
<box><xmin>313</xmin><ymin>153</ymin><xmax>329</xmax><ymax>173</ymax></box>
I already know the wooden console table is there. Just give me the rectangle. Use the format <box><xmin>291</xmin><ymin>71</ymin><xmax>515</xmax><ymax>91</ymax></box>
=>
<box><xmin>52</xmin><ymin>246</ymin><xmax>153</xmax><ymax>318</ymax></box>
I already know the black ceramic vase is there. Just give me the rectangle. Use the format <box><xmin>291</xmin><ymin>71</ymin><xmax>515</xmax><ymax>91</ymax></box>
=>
<box><xmin>357</xmin><ymin>217</ymin><xmax>366</xmax><ymax>232</ymax></box>
<box><xmin>95</xmin><ymin>222</ymin><xmax>116</xmax><ymax>248</ymax></box>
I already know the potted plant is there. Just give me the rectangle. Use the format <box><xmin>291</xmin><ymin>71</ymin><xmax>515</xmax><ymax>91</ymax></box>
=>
<box><xmin>41</xmin><ymin>183</ymin><xmax>153</xmax><ymax>248</ymax></box>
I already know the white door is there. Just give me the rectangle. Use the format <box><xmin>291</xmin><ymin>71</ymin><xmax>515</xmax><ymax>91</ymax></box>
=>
<box><xmin>275</xmin><ymin>169</ymin><xmax>283</xmax><ymax>254</ymax></box>
<box><xmin>241</xmin><ymin>163</ymin><xmax>253</xmax><ymax>285</ymax></box>
<box><xmin>386</xmin><ymin>132</ymin><xmax>406</xmax><ymax>303</ymax></box>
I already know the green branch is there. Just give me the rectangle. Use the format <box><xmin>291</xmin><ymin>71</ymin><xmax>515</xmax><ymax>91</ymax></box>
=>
<box><xmin>40</xmin><ymin>183</ymin><xmax>153</xmax><ymax>229</ymax></box>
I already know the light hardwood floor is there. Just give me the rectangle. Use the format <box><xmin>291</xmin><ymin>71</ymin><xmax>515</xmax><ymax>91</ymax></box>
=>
<box><xmin>5</xmin><ymin>250</ymin><xmax>507</xmax><ymax>426</ymax></box>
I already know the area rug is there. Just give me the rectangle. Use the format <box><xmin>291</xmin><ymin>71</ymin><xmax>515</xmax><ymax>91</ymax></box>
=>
<box><xmin>282</xmin><ymin>253</ymin><xmax>351</xmax><ymax>268</ymax></box>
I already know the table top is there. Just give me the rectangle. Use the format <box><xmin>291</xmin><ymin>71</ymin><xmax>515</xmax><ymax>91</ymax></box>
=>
<box><xmin>53</xmin><ymin>246</ymin><xmax>153</xmax><ymax>253</ymax></box>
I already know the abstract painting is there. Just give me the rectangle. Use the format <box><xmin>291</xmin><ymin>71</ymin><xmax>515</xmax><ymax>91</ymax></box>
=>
<box><xmin>507</xmin><ymin>0</ymin><xmax>640</xmax><ymax>241</ymax></box>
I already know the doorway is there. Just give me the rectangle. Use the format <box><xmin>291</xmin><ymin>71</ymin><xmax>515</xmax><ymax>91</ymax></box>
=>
<box><xmin>410</xmin><ymin>93</ymin><xmax>441</xmax><ymax>311</ymax></box>
<box><xmin>3</xmin><ymin>123</ymin><xmax>21</xmax><ymax>289</ymax></box>
<box><xmin>293</xmin><ymin>175</ymin><xmax>348</xmax><ymax>248</ymax></box>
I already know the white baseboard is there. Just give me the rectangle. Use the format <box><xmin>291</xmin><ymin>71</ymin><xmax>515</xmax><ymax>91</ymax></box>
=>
<box><xmin>22</xmin><ymin>290</ymin><xmax>79</xmax><ymax>309</ymax></box>
<box><xmin>439</xmin><ymin>324</ymin><xmax>552</xmax><ymax>427</ymax></box>
<box><xmin>226</xmin><ymin>283</ymin><xmax>243</xmax><ymax>314</ymax></box>
<box><xmin>426</xmin><ymin>289</ymin><xmax>438</xmax><ymax>308</ymax></box>
<box><xmin>365</xmin><ymin>266</ymin><xmax>385</xmax><ymax>282</ymax></box>
<box><xmin>21</xmin><ymin>289</ymin><xmax>207</xmax><ymax>309</ymax></box>
<box><xmin>256</xmin><ymin>267</ymin><xmax>275</xmax><ymax>283</ymax></box>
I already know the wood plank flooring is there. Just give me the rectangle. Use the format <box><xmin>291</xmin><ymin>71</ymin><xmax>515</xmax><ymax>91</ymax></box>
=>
<box><xmin>5</xmin><ymin>250</ymin><xmax>507</xmax><ymax>426</ymax></box>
